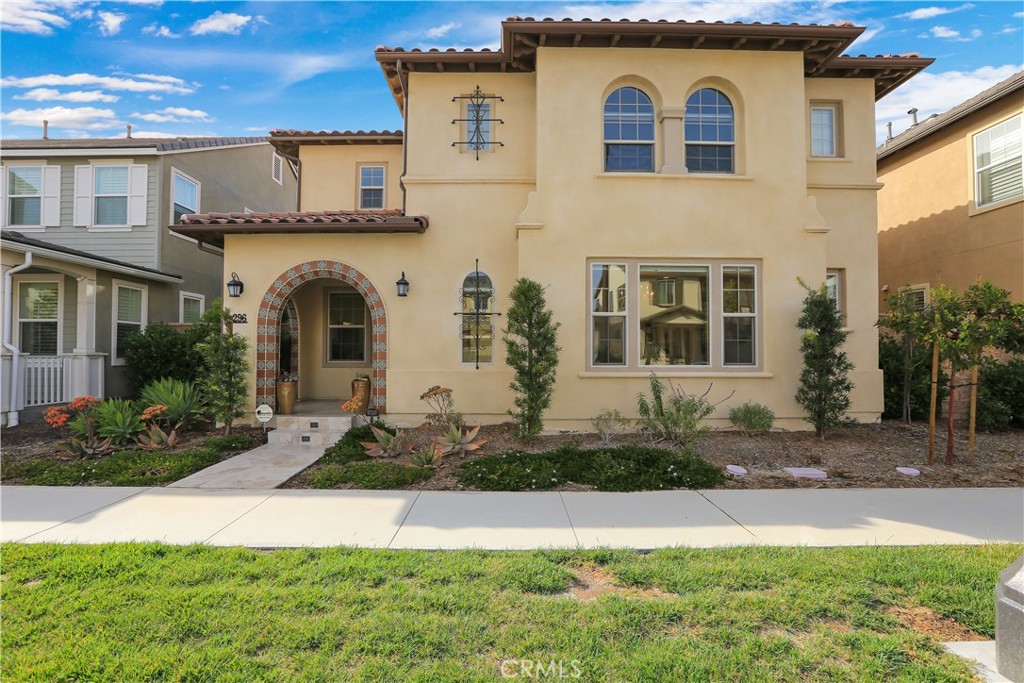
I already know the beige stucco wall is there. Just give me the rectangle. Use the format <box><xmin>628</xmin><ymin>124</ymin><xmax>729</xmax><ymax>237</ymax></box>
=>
<box><xmin>224</xmin><ymin>46</ymin><xmax>884</xmax><ymax>430</ymax></box>
<box><xmin>877</xmin><ymin>95</ymin><xmax>1024</xmax><ymax>305</ymax></box>
<box><xmin>299</xmin><ymin>145</ymin><xmax>403</xmax><ymax>211</ymax></box>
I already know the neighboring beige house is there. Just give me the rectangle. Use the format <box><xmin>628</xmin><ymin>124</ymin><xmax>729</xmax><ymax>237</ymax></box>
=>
<box><xmin>877</xmin><ymin>71</ymin><xmax>1023</xmax><ymax>310</ymax></box>
<box><xmin>174</xmin><ymin>17</ymin><xmax>932</xmax><ymax>429</ymax></box>
<box><xmin>1</xmin><ymin>137</ymin><xmax>297</xmax><ymax>425</ymax></box>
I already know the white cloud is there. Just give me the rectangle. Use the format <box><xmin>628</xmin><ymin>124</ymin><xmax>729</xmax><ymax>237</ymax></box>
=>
<box><xmin>130</xmin><ymin>106</ymin><xmax>212</xmax><ymax>123</ymax></box>
<box><xmin>243</xmin><ymin>125</ymin><xmax>269</xmax><ymax>132</ymax></box>
<box><xmin>897</xmin><ymin>3</ymin><xmax>974</xmax><ymax>20</ymax></box>
<box><xmin>425</xmin><ymin>22</ymin><xmax>460</xmax><ymax>39</ymax></box>
<box><xmin>14</xmin><ymin>88</ymin><xmax>120</xmax><ymax>103</ymax></box>
<box><xmin>0</xmin><ymin>105</ymin><xmax>122</xmax><ymax>130</ymax></box>
<box><xmin>148</xmin><ymin>94</ymin><xmax>163</xmax><ymax>101</ymax></box>
<box><xmin>878</xmin><ymin>64</ymin><xmax>1024</xmax><ymax>142</ymax></box>
<box><xmin>97</xmin><ymin>11</ymin><xmax>126</xmax><ymax>36</ymax></box>
<box><xmin>0</xmin><ymin>1</ymin><xmax>70</xmax><ymax>36</ymax></box>
<box><xmin>1</xmin><ymin>72</ymin><xmax>194</xmax><ymax>95</ymax></box>
<box><xmin>930</xmin><ymin>25</ymin><xmax>960</xmax><ymax>38</ymax></box>
<box><xmin>190</xmin><ymin>11</ymin><xmax>253</xmax><ymax>36</ymax></box>
<box><xmin>143</xmin><ymin>23</ymin><xmax>180</xmax><ymax>38</ymax></box>
<box><xmin>1016</xmin><ymin>12</ymin><xmax>1024</xmax><ymax>18</ymax></box>
<box><xmin>998</xmin><ymin>26</ymin><xmax>1020</xmax><ymax>35</ymax></box>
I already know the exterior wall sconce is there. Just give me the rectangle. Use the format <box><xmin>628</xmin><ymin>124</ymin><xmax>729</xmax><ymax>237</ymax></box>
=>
<box><xmin>396</xmin><ymin>272</ymin><xmax>410</xmax><ymax>297</ymax></box>
<box><xmin>227</xmin><ymin>272</ymin><xmax>244</xmax><ymax>297</ymax></box>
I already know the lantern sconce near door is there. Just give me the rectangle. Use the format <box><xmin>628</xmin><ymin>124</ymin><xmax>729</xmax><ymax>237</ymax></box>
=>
<box><xmin>227</xmin><ymin>272</ymin><xmax>244</xmax><ymax>297</ymax></box>
<box><xmin>396</xmin><ymin>272</ymin><xmax>410</xmax><ymax>297</ymax></box>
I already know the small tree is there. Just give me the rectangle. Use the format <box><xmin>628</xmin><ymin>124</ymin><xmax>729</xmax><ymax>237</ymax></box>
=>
<box><xmin>877</xmin><ymin>287</ymin><xmax>930</xmax><ymax>423</ymax></box>
<box><xmin>795</xmin><ymin>279</ymin><xmax>854</xmax><ymax>440</ymax></box>
<box><xmin>196</xmin><ymin>301</ymin><xmax>250</xmax><ymax>435</ymax></box>
<box><xmin>503</xmin><ymin>278</ymin><xmax>560</xmax><ymax>437</ymax></box>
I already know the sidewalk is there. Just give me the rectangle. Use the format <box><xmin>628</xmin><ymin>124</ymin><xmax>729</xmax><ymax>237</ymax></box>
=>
<box><xmin>2</xmin><ymin>486</ymin><xmax>1021</xmax><ymax>549</ymax></box>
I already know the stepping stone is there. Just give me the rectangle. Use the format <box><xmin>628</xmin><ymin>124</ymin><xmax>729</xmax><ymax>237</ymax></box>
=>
<box><xmin>783</xmin><ymin>467</ymin><xmax>827</xmax><ymax>480</ymax></box>
<box><xmin>896</xmin><ymin>467</ymin><xmax>921</xmax><ymax>476</ymax></box>
<box><xmin>726</xmin><ymin>465</ymin><xmax>748</xmax><ymax>476</ymax></box>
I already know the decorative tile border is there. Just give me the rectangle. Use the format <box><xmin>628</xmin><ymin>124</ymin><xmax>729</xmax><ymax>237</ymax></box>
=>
<box><xmin>256</xmin><ymin>261</ymin><xmax>387</xmax><ymax>412</ymax></box>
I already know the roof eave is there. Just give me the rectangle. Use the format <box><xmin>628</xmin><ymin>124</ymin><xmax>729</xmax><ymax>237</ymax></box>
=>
<box><xmin>170</xmin><ymin>217</ymin><xmax>429</xmax><ymax>249</ymax></box>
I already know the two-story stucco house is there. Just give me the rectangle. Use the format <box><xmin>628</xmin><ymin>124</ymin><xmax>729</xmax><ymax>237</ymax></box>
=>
<box><xmin>877</xmin><ymin>71</ymin><xmax>1023</xmax><ymax>310</ymax></box>
<box><xmin>173</xmin><ymin>18</ymin><xmax>932</xmax><ymax>430</ymax></box>
<box><xmin>1</xmin><ymin>136</ymin><xmax>297</xmax><ymax>425</ymax></box>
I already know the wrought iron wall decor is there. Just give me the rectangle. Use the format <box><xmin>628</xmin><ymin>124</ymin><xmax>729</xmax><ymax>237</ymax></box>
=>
<box><xmin>452</xmin><ymin>86</ymin><xmax>504</xmax><ymax>160</ymax></box>
<box><xmin>454</xmin><ymin>259</ymin><xmax>502</xmax><ymax>369</ymax></box>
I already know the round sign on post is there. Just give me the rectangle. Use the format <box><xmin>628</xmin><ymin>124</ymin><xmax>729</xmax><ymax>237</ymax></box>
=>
<box><xmin>255</xmin><ymin>404</ymin><xmax>274</xmax><ymax>424</ymax></box>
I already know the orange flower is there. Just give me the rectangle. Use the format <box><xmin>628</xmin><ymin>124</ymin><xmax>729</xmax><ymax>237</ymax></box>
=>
<box><xmin>141</xmin><ymin>405</ymin><xmax>168</xmax><ymax>422</ymax></box>
<box><xmin>342</xmin><ymin>395</ymin><xmax>365</xmax><ymax>413</ymax></box>
<box><xmin>68</xmin><ymin>395</ymin><xmax>100</xmax><ymax>413</ymax></box>
<box><xmin>44</xmin><ymin>406</ymin><xmax>70</xmax><ymax>429</ymax></box>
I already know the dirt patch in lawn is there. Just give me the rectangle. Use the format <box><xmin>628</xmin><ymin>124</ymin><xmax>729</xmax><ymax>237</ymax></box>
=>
<box><xmin>885</xmin><ymin>606</ymin><xmax>987</xmax><ymax>641</ymax></box>
<box><xmin>561</xmin><ymin>565</ymin><xmax>674</xmax><ymax>602</ymax></box>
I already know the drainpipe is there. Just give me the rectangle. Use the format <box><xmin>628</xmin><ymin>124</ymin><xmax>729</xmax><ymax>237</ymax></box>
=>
<box><xmin>4</xmin><ymin>252</ymin><xmax>33</xmax><ymax>426</ymax></box>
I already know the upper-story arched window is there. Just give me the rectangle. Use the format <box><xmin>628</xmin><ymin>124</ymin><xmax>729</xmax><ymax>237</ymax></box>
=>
<box><xmin>684</xmin><ymin>88</ymin><xmax>735</xmax><ymax>173</ymax></box>
<box><xmin>604</xmin><ymin>87</ymin><xmax>655</xmax><ymax>172</ymax></box>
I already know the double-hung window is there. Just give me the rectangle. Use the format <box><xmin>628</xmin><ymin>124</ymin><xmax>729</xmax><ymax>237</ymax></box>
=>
<box><xmin>17</xmin><ymin>279</ymin><xmax>60</xmax><ymax>355</ymax></box>
<box><xmin>358</xmin><ymin>166</ymin><xmax>385</xmax><ymax>210</ymax></box>
<box><xmin>685</xmin><ymin>88</ymin><xmax>735</xmax><ymax>173</ymax></box>
<box><xmin>112</xmin><ymin>281</ymin><xmax>147</xmax><ymax>364</ymax></box>
<box><xmin>590</xmin><ymin>260</ymin><xmax>760</xmax><ymax>370</ymax></box>
<box><xmin>810</xmin><ymin>103</ymin><xmax>841</xmax><ymax>157</ymax></box>
<box><xmin>94</xmin><ymin>166</ymin><xmax>129</xmax><ymax>226</ymax></box>
<box><xmin>172</xmin><ymin>170</ymin><xmax>200</xmax><ymax>222</ymax></box>
<box><xmin>74</xmin><ymin>164</ymin><xmax>147</xmax><ymax>228</ymax></box>
<box><xmin>326</xmin><ymin>291</ymin><xmax>367</xmax><ymax>363</ymax></box>
<box><xmin>180</xmin><ymin>292</ymin><xmax>204</xmax><ymax>324</ymax></box>
<box><xmin>2</xmin><ymin>165</ymin><xmax>60</xmax><ymax>229</ymax></box>
<box><xmin>974</xmin><ymin>114</ymin><xmax>1022</xmax><ymax>207</ymax></box>
<box><xmin>603</xmin><ymin>87</ymin><xmax>656</xmax><ymax>172</ymax></box>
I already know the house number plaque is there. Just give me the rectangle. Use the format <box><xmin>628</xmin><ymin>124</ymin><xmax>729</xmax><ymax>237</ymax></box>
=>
<box><xmin>231</xmin><ymin>313</ymin><xmax>248</xmax><ymax>324</ymax></box>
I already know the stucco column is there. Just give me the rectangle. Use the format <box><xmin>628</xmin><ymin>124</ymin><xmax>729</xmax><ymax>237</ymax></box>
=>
<box><xmin>73</xmin><ymin>276</ymin><xmax>97</xmax><ymax>353</ymax></box>
<box><xmin>660</xmin><ymin>106</ymin><xmax>688</xmax><ymax>175</ymax></box>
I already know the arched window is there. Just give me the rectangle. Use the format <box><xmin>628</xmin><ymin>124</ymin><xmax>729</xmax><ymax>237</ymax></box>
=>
<box><xmin>685</xmin><ymin>88</ymin><xmax>735</xmax><ymax>173</ymax></box>
<box><xmin>604</xmin><ymin>86</ymin><xmax>655</xmax><ymax>172</ymax></box>
<box><xmin>461</xmin><ymin>271</ymin><xmax>494</xmax><ymax>365</ymax></box>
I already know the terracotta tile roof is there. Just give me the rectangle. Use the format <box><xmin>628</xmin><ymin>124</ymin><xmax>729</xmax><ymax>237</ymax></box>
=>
<box><xmin>268</xmin><ymin>130</ymin><xmax>403</xmax><ymax>157</ymax></box>
<box><xmin>376</xmin><ymin>17</ymin><xmax>933</xmax><ymax>110</ymax></box>
<box><xmin>172</xmin><ymin>210</ymin><xmax>429</xmax><ymax>248</ymax></box>
<box><xmin>270</xmin><ymin>129</ymin><xmax>402</xmax><ymax>138</ymax></box>
<box><xmin>878</xmin><ymin>70</ymin><xmax>1024</xmax><ymax>160</ymax></box>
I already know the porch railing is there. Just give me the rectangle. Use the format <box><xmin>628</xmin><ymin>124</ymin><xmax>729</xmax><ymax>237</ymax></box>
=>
<box><xmin>23</xmin><ymin>355</ymin><xmax>71</xmax><ymax>407</ymax></box>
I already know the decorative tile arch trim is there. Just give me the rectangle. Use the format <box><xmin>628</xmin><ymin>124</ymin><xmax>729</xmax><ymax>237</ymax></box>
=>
<box><xmin>256</xmin><ymin>260</ymin><xmax>387</xmax><ymax>411</ymax></box>
<box><xmin>284</xmin><ymin>297</ymin><xmax>299</xmax><ymax>376</ymax></box>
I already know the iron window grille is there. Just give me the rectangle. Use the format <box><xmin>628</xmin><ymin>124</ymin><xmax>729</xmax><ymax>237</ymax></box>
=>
<box><xmin>452</xmin><ymin>86</ymin><xmax>504</xmax><ymax>160</ymax></box>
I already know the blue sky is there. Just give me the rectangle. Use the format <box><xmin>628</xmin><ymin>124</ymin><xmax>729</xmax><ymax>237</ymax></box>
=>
<box><xmin>2</xmin><ymin>1</ymin><xmax>1022</xmax><ymax>142</ymax></box>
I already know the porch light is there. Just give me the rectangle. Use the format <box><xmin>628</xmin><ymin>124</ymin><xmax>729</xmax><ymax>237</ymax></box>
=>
<box><xmin>226</xmin><ymin>272</ymin><xmax>244</xmax><ymax>298</ymax></box>
<box><xmin>396</xmin><ymin>272</ymin><xmax>410</xmax><ymax>297</ymax></box>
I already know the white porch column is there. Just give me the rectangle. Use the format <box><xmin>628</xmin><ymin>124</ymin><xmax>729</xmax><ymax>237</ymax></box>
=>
<box><xmin>68</xmin><ymin>276</ymin><xmax>105</xmax><ymax>399</ymax></box>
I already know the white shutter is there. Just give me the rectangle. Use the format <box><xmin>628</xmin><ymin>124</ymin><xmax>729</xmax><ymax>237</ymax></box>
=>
<box><xmin>0</xmin><ymin>166</ymin><xmax>6</xmax><ymax>228</ymax></box>
<box><xmin>128</xmin><ymin>164</ymin><xmax>148</xmax><ymax>226</ymax></box>
<box><xmin>73</xmin><ymin>165</ymin><xmax>93</xmax><ymax>227</ymax></box>
<box><xmin>42</xmin><ymin>166</ymin><xmax>61</xmax><ymax>227</ymax></box>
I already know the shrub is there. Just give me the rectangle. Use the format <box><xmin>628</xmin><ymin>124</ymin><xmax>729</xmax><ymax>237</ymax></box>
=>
<box><xmin>308</xmin><ymin>462</ymin><xmax>432</xmax><ymax>489</ymax></box>
<box><xmin>591</xmin><ymin>410</ymin><xmax>630</xmax><ymax>445</ymax></box>
<box><xmin>196</xmin><ymin>302</ymin><xmax>250</xmax><ymax>435</ymax></box>
<box><xmin>636</xmin><ymin>374</ymin><xmax>722</xmax><ymax>446</ymax></box>
<box><xmin>977</xmin><ymin>358</ymin><xmax>1024</xmax><ymax>431</ymax></box>
<box><xmin>795</xmin><ymin>280</ymin><xmax>854</xmax><ymax>439</ymax></box>
<box><xmin>93</xmin><ymin>398</ymin><xmax>145</xmax><ymax>447</ymax></box>
<box><xmin>122</xmin><ymin>323</ymin><xmax>212</xmax><ymax>395</ymax></box>
<box><xmin>455</xmin><ymin>444</ymin><xmax>725</xmax><ymax>492</ymax></box>
<box><xmin>139</xmin><ymin>377</ymin><xmax>207</xmax><ymax>430</ymax></box>
<box><xmin>203</xmin><ymin>434</ymin><xmax>257</xmax><ymax>453</ymax></box>
<box><xmin>729</xmin><ymin>401</ymin><xmax>775</xmax><ymax>435</ymax></box>
<box><xmin>503</xmin><ymin>278</ymin><xmax>560</xmax><ymax>437</ymax></box>
<box><xmin>878</xmin><ymin>333</ymin><xmax>946</xmax><ymax>421</ymax></box>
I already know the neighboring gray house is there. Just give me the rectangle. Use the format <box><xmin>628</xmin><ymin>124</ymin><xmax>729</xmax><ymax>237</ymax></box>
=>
<box><xmin>1</xmin><ymin>137</ymin><xmax>297</xmax><ymax>424</ymax></box>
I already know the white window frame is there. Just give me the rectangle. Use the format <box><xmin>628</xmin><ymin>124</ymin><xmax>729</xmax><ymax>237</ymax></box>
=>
<box><xmin>810</xmin><ymin>102</ymin><xmax>842</xmax><ymax>158</ymax></box>
<box><xmin>357</xmin><ymin>164</ymin><xmax>386</xmax><ymax>210</ymax></box>
<box><xmin>179</xmin><ymin>291</ymin><xmax>205</xmax><ymax>324</ymax></box>
<box><xmin>587</xmin><ymin>260</ymin><xmax>762</xmax><ymax>372</ymax></box>
<box><xmin>324</xmin><ymin>289</ymin><xmax>368</xmax><ymax>365</ymax></box>
<box><xmin>2</xmin><ymin>163</ymin><xmax>60</xmax><ymax>231</ymax></box>
<box><xmin>92</xmin><ymin>165</ymin><xmax>131</xmax><ymax>229</ymax></box>
<box><xmin>170</xmin><ymin>168</ymin><xmax>201</xmax><ymax>224</ymax></box>
<box><xmin>13</xmin><ymin>275</ymin><xmax>63</xmax><ymax>355</ymax></box>
<box><xmin>271</xmin><ymin>152</ymin><xmax>284</xmax><ymax>185</ymax></box>
<box><xmin>826</xmin><ymin>269</ymin><xmax>845</xmax><ymax>319</ymax></box>
<box><xmin>973</xmin><ymin>113</ymin><xmax>1023</xmax><ymax>209</ymax></box>
<box><xmin>111</xmin><ymin>280</ymin><xmax>148</xmax><ymax>366</ymax></box>
<box><xmin>904</xmin><ymin>283</ymin><xmax>930</xmax><ymax>312</ymax></box>
<box><xmin>74</xmin><ymin>162</ymin><xmax>147</xmax><ymax>231</ymax></box>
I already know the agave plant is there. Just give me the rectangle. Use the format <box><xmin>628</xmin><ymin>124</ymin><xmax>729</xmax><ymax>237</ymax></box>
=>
<box><xmin>136</xmin><ymin>423</ymin><xmax>180</xmax><ymax>450</ymax></box>
<box><xmin>60</xmin><ymin>433</ymin><xmax>113</xmax><ymax>459</ymax></box>
<box><xmin>436</xmin><ymin>424</ymin><xmax>487</xmax><ymax>457</ymax></box>
<box><xmin>409</xmin><ymin>447</ymin><xmax>444</xmax><ymax>469</ymax></box>
<box><xmin>140</xmin><ymin>378</ymin><xmax>207</xmax><ymax>430</ymax></box>
<box><xmin>362</xmin><ymin>425</ymin><xmax>413</xmax><ymax>458</ymax></box>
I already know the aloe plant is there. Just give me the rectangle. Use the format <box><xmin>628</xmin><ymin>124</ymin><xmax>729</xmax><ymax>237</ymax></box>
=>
<box><xmin>361</xmin><ymin>425</ymin><xmax>413</xmax><ymax>458</ymax></box>
<box><xmin>435</xmin><ymin>424</ymin><xmax>487</xmax><ymax>457</ymax></box>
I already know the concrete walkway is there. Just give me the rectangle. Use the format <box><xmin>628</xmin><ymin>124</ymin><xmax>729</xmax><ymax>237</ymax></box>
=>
<box><xmin>167</xmin><ymin>443</ymin><xmax>325</xmax><ymax>489</ymax></box>
<box><xmin>2</xmin><ymin>486</ymin><xmax>1021</xmax><ymax>550</ymax></box>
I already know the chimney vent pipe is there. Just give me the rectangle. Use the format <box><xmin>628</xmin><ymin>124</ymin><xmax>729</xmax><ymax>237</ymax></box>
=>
<box><xmin>126</xmin><ymin>124</ymin><xmax>132</xmax><ymax>139</ymax></box>
<box><xmin>886</xmin><ymin>122</ymin><xmax>893</xmax><ymax>142</ymax></box>
<box><xmin>908</xmin><ymin>108</ymin><xmax>919</xmax><ymax>127</ymax></box>
<box><xmin>42</xmin><ymin>120</ymin><xmax>49</xmax><ymax>139</ymax></box>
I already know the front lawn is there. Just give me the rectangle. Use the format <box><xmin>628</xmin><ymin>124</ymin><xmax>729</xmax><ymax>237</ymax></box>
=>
<box><xmin>2</xmin><ymin>543</ymin><xmax>1017</xmax><ymax>682</ymax></box>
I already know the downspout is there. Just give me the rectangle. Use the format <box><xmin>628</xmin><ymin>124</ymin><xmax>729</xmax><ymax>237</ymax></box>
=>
<box><xmin>398</xmin><ymin>59</ymin><xmax>409</xmax><ymax>215</ymax></box>
<box><xmin>4</xmin><ymin>252</ymin><xmax>33</xmax><ymax>426</ymax></box>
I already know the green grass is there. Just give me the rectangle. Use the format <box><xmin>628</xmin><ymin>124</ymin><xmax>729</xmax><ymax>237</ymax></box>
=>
<box><xmin>307</xmin><ymin>461</ymin><xmax>433</xmax><ymax>489</ymax></box>
<box><xmin>0</xmin><ymin>434</ymin><xmax>256</xmax><ymax>486</ymax></box>
<box><xmin>456</xmin><ymin>444</ymin><xmax>726</xmax><ymax>491</ymax></box>
<box><xmin>1</xmin><ymin>544</ymin><xmax>1017</xmax><ymax>682</ymax></box>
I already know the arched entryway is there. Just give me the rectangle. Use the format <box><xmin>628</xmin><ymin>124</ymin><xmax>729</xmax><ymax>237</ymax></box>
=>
<box><xmin>256</xmin><ymin>260</ymin><xmax>387</xmax><ymax>411</ymax></box>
